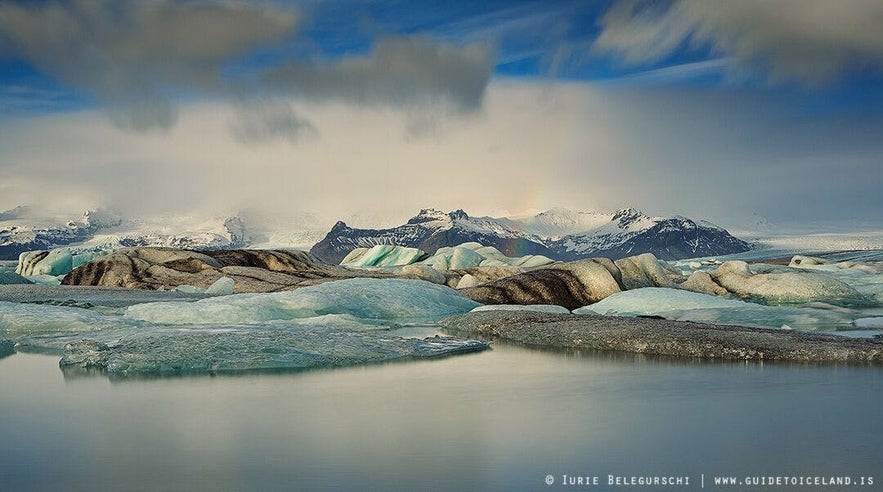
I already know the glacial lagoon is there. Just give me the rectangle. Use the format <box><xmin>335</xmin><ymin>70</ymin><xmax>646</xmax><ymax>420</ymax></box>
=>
<box><xmin>2</xmin><ymin>339</ymin><xmax>881</xmax><ymax>491</ymax></box>
<box><xmin>1</xmin><ymin>251</ymin><xmax>883</xmax><ymax>490</ymax></box>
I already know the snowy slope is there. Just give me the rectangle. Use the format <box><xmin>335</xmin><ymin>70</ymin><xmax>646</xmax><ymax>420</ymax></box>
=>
<box><xmin>0</xmin><ymin>207</ymin><xmax>249</xmax><ymax>260</ymax></box>
<box><xmin>311</xmin><ymin>208</ymin><xmax>751</xmax><ymax>264</ymax></box>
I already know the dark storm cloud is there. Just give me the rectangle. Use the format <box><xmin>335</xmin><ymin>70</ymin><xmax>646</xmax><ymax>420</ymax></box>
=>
<box><xmin>0</xmin><ymin>1</ymin><xmax>495</xmax><ymax>133</ymax></box>
<box><xmin>265</xmin><ymin>36</ymin><xmax>493</xmax><ymax>112</ymax></box>
<box><xmin>0</xmin><ymin>0</ymin><xmax>298</xmax><ymax>129</ymax></box>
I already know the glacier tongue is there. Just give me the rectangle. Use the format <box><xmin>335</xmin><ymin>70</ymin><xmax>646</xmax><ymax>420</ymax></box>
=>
<box><xmin>59</xmin><ymin>328</ymin><xmax>490</xmax><ymax>378</ymax></box>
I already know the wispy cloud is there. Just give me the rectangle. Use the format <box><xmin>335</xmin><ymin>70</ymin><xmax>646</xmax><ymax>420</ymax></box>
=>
<box><xmin>594</xmin><ymin>0</ymin><xmax>883</xmax><ymax>85</ymax></box>
<box><xmin>605</xmin><ymin>58</ymin><xmax>731</xmax><ymax>85</ymax></box>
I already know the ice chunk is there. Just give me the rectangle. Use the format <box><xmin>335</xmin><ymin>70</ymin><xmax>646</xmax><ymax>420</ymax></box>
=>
<box><xmin>23</xmin><ymin>274</ymin><xmax>64</xmax><ymax>285</ymax></box>
<box><xmin>173</xmin><ymin>284</ymin><xmax>206</xmax><ymax>294</ymax></box>
<box><xmin>711</xmin><ymin>261</ymin><xmax>866</xmax><ymax>306</ymax></box>
<box><xmin>204</xmin><ymin>276</ymin><xmax>235</xmax><ymax>296</ymax></box>
<box><xmin>340</xmin><ymin>245</ymin><xmax>426</xmax><ymax>267</ymax></box>
<box><xmin>59</xmin><ymin>329</ymin><xmax>490</xmax><ymax>378</ymax></box>
<box><xmin>576</xmin><ymin>288</ymin><xmax>748</xmax><ymax>314</ymax></box>
<box><xmin>16</xmin><ymin>248</ymin><xmax>73</xmax><ymax>276</ymax></box>
<box><xmin>853</xmin><ymin>317</ymin><xmax>883</xmax><ymax>329</ymax></box>
<box><xmin>574</xmin><ymin>287</ymin><xmax>855</xmax><ymax>331</ymax></box>
<box><xmin>71</xmin><ymin>251</ymin><xmax>107</xmax><ymax>269</ymax></box>
<box><xmin>125</xmin><ymin>278</ymin><xmax>480</xmax><ymax>325</ymax></box>
<box><xmin>421</xmin><ymin>247</ymin><xmax>484</xmax><ymax>271</ymax></box>
<box><xmin>471</xmin><ymin>304</ymin><xmax>571</xmax><ymax>314</ymax></box>
<box><xmin>456</xmin><ymin>274</ymin><xmax>480</xmax><ymax>289</ymax></box>
<box><xmin>0</xmin><ymin>271</ymin><xmax>33</xmax><ymax>285</ymax></box>
<box><xmin>0</xmin><ymin>300</ymin><xmax>142</xmax><ymax>352</ymax></box>
<box><xmin>789</xmin><ymin>255</ymin><xmax>828</xmax><ymax>267</ymax></box>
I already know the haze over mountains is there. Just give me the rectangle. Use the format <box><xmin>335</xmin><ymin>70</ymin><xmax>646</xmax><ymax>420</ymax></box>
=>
<box><xmin>0</xmin><ymin>205</ymin><xmax>754</xmax><ymax>262</ymax></box>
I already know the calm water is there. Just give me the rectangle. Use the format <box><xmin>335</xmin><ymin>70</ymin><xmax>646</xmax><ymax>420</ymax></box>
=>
<box><xmin>1</xmin><ymin>343</ymin><xmax>881</xmax><ymax>491</ymax></box>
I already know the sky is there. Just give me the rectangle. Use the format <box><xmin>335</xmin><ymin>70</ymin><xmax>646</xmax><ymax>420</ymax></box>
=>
<box><xmin>1</xmin><ymin>0</ymin><xmax>882</xmax><ymax>232</ymax></box>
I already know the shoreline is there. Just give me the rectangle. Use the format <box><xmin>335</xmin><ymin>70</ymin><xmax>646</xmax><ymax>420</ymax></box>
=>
<box><xmin>439</xmin><ymin>311</ymin><xmax>883</xmax><ymax>365</ymax></box>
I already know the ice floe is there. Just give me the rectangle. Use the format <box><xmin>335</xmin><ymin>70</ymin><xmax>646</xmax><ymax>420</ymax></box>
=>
<box><xmin>574</xmin><ymin>288</ymin><xmax>857</xmax><ymax>331</ymax></box>
<box><xmin>59</xmin><ymin>329</ymin><xmax>490</xmax><ymax>378</ymax></box>
<box><xmin>125</xmin><ymin>278</ymin><xmax>479</xmax><ymax>325</ymax></box>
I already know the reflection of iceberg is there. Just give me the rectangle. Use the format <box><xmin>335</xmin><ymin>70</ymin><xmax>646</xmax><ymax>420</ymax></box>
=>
<box><xmin>575</xmin><ymin>288</ymin><xmax>856</xmax><ymax>331</ymax></box>
<box><xmin>125</xmin><ymin>278</ymin><xmax>479</xmax><ymax>325</ymax></box>
<box><xmin>59</xmin><ymin>329</ymin><xmax>489</xmax><ymax>378</ymax></box>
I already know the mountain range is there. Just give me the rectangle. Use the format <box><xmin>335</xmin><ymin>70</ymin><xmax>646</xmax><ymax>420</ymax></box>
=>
<box><xmin>1</xmin><ymin>206</ymin><xmax>751</xmax><ymax>263</ymax></box>
<box><xmin>310</xmin><ymin>208</ymin><xmax>752</xmax><ymax>264</ymax></box>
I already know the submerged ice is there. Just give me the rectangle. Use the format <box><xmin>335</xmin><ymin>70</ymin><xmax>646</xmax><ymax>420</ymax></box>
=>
<box><xmin>59</xmin><ymin>328</ymin><xmax>489</xmax><ymax>378</ymax></box>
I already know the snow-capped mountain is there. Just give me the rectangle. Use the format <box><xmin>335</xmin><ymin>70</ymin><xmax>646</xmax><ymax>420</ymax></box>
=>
<box><xmin>0</xmin><ymin>207</ymin><xmax>250</xmax><ymax>260</ymax></box>
<box><xmin>310</xmin><ymin>209</ymin><xmax>555</xmax><ymax>264</ymax></box>
<box><xmin>310</xmin><ymin>208</ymin><xmax>751</xmax><ymax>264</ymax></box>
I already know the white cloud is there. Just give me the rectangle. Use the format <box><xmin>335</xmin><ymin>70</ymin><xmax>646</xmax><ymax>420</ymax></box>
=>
<box><xmin>0</xmin><ymin>80</ymin><xmax>880</xmax><ymax>230</ymax></box>
<box><xmin>594</xmin><ymin>0</ymin><xmax>883</xmax><ymax>84</ymax></box>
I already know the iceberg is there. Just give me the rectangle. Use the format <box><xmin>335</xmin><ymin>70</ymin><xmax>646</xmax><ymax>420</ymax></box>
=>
<box><xmin>853</xmin><ymin>317</ymin><xmax>883</xmax><ymax>329</ymax></box>
<box><xmin>0</xmin><ymin>271</ymin><xmax>33</xmax><ymax>285</ymax></box>
<box><xmin>1</xmin><ymin>294</ymin><xmax>490</xmax><ymax>375</ymax></box>
<box><xmin>421</xmin><ymin>246</ymin><xmax>485</xmax><ymax>271</ymax></box>
<box><xmin>419</xmin><ymin>243</ymin><xmax>554</xmax><ymax>271</ymax></box>
<box><xmin>711</xmin><ymin>261</ymin><xmax>866</xmax><ymax>306</ymax></box>
<box><xmin>59</xmin><ymin>329</ymin><xmax>490</xmax><ymax>378</ymax></box>
<box><xmin>340</xmin><ymin>245</ymin><xmax>427</xmax><ymax>268</ymax></box>
<box><xmin>16</xmin><ymin>248</ymin><xmax>73</xmax><ymax>276</ymax></box>
<box><xmin>574</xmin><ymin>287</ymin><xmax>856</xmax><ymax>331</ymax></box>
<box><xmin>125</xmin><ymin>278</ymin><xmax>480</xmax><ymax>325</ymax></box>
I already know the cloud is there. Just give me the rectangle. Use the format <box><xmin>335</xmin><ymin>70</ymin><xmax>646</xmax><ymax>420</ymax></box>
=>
<box><xmin>2</xmin><ymin>81</ymin><xmax>881</xmax><ymax>230</ymax></box>
<box><xmin>0</xmin><ymin>0</ymin><xmax>297</xmax><ymax>130</ymax></box>
<box><xmin>0</xmin><ymin>1</ymin><xmax>495</xmax><ymax>132</ymax></box>
<box><xmin>231</xmin><ymin>101</ymin><xmax>318</xmax><ymax>143</ymax></box>
<box><xmin>594</xmin><ymin>0</ymin><xmax>883</xmax><ymax>84</ymax></box>
<box><xmin>265</xmin><ymin>36</ymin><xmax>493</xmax><ymax>113</ymax></box>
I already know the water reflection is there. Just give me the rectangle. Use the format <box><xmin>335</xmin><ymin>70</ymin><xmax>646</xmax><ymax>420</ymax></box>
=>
<box><xmin>1</xmin><ymin>341</ymin><xmax>881</xmax><ymax>491</ymax></box>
